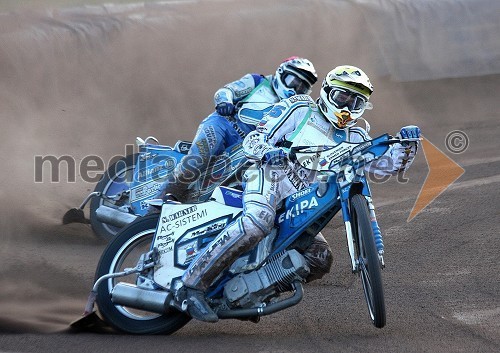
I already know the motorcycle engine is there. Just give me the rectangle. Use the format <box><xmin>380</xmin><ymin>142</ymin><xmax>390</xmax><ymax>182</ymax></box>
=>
<box><xmin>223</xmin><ymin>249</ymin><xmax>309</xmax><ymax>308</ymax></box>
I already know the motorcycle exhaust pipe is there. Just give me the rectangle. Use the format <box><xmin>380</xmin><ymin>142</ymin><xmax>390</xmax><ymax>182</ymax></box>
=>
<box><xmin>111</xmin><ymin>282</ymin><xmax>172</xmax><ymax>314</ymax></box>
<box><xmin>95</xmin><ymin>206</ymin><xmax>138</xmax><ymax>228</ymax></box>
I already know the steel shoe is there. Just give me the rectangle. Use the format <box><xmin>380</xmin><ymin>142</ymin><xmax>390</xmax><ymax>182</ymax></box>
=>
<box><xmin>185</xmin><ymin>288</ymin><xmax>219</xmax><ymax>323</ymax></box>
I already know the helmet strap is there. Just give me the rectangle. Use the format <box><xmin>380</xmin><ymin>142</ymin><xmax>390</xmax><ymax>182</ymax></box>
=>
<box><xmin>357</xmin><ymin>117</ymin><xmax>371</xmax><ymax>133</ymax></box>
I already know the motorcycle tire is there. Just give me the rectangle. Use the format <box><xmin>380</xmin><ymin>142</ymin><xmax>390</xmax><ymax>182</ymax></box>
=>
<box><xmin>89</xmin><ymin>154</ymin><xmax>137</xmax><ymax>242</ymax></box>
<box><xmin>95</xmin><ymin>214</ymin><xmax>191</xmax><ymax>334</ymax></box>
<box><xmin>350</xmin><ymin>194</ymin><xmax>386</xmax><ymax>328</ymax></box>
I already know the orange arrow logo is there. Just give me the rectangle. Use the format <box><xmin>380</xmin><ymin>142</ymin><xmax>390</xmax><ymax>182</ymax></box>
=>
<box><xmin>408</xmin><ymin>136</ymin><xmax>465</xmax><ymax>222</ymax></box>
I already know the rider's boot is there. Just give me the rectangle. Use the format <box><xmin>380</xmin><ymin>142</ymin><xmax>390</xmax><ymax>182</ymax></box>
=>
<box><xmin>185</xmin><ymin>287</ymin><xmax>219</xmax><ymax>323</ymax></box>
<box><xmin>174</xmin><ymin>286</ymin><xmax>219</xmax><ymax>323</ymax></box>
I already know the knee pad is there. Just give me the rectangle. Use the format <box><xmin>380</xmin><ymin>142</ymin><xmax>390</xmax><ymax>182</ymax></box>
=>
<box><xmin>243</xmin><ymin>197</ymin><xmax>276</xmax><ymax>237</ymax></box>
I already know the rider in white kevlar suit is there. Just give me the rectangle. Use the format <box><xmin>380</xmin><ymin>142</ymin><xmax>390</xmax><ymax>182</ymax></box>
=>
<box><xmin>179</xmin><ymin>66</ymin><xmax>421</xmax><ymax>322</ymax></box>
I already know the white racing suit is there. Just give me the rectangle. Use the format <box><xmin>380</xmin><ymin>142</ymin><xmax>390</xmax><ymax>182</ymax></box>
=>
<box><xmin>182</xmin><ymin>95</ymin><xmax>418</xmax><ymax>291</ymax></box>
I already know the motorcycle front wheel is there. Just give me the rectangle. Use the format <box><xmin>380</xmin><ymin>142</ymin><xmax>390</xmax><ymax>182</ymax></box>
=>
<box><xmin>95</xmin><ymin>214</ymin><xmax>191</xmax><ymax>334</ymax></box>
<box><xmin>90</xmin><ymin>154</ymin><xmax>137</xmax><ymax>242</ymax></box>
<box><xmin>350</xmin><ymin>194</ymin><xmax>386</xmax><ymax>328</ymax></box>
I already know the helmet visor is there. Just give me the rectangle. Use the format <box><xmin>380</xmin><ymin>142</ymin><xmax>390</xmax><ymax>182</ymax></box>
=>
<box><xmin>283</xmin><ymin>72</ymin><xmax>311</xmax><ymax>94</ymax></box>
<box><xmin>327</xmin><ymin>87</ymin><xmax>367</xmax><ymax>112</ymax></box>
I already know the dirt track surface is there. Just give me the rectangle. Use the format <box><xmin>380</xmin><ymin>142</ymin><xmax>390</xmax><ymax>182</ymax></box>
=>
<box><xmin>0</xmin><ymin>1</ymin><xmax>499</xmax><ymax>352</ymax></box>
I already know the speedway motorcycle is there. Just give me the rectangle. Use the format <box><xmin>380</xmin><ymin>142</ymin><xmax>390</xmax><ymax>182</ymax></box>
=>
<box><xmin>63</xmin><ymin>100</ymin><xmax>274</xmax><ymax>241</ymax></box>
<box><xmin>75</xmin><ymin>133</ymin><xmax>418</xmax><ymax>334</ymax></box>
<box><xmin>63</xmin><ymin>136</ymin><xmax>247</xmax><ymax>241</ymax></box>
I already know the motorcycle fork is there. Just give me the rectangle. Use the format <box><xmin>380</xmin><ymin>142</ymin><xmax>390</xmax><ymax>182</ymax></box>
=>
<box><xmin>341</xmin><ymin>199</ymin><xmax>358</xmax><ymax>273</ymax></box>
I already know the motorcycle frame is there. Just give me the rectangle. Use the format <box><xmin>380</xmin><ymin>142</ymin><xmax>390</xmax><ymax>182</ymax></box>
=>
<box><xmin>128</xmin><ymin>140</ymin><xmax>247</xmax><ymax>215</ymax></box>
<box><xmin>148</xmin><ymin>134</ymin><xmax>395</xmax><ymax>299</ymax></box>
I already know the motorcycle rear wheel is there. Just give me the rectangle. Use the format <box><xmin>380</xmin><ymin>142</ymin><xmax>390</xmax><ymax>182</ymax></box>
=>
<box><xmin>350</xmin><ymin>194</ymin><xmax>386</xmax><ymax>328</ymax></box>
<box><xmin>90</xmin><ymin>154</ymin><xmax>137</xmax><ymax>242</ymax></box>
<box><xmin>95</xmin><ymin>214</ymin><xmax>191</xmax><ymax>334</ymax></box>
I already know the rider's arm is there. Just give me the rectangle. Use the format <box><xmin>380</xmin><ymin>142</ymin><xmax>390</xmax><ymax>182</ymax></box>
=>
<box><xmin>242</xmin><ymin>97</ymin><xmax>312</xmax><ymax>160</ymax></box>
<box><xmin>214</xmin><ymin>73</ymin><xmax>265</xmax><ymax>107</ymax></box>
<box><xmin>349</xmin><ymin>126</ymin><xmax>419</xmax><ymax>176</ymax></box>
<box><xmin>366</xmin><ymin>142</ymin><xmax>418</xmax><ymax>176</ymax></box>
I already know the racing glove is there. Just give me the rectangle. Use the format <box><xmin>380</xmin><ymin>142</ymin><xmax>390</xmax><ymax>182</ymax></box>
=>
<box><xmin>262</xmin><ymin>148</ymin><xmax>287</xmax><ymax>166</ymax></box>
<box><xmin>216</xmin><ymin>102</ymin><xmax>235</xmax><ymax>116</ymax></box>
<box><xmin>398</xmin><ymin>125</ymin><xmax>421</xmax><ymax>139</ymax></box>
<box><xmin>214</xmin><ymin>88</ymin><xmax>235</xmax><ymax>116</ymax></box>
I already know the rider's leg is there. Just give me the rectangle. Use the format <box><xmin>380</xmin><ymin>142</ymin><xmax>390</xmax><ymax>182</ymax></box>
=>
<box><xmin>159</xmin><ymin>114</ymin><xmax>229</xmax><ymax>203</ymax></box>
<box><xmin>179</xmin><ymin>166</ymin><xmax>281</xmax><ymax>322</ymax></box>
<box><xmin>302</xmin><ymin>232</ymin><xmax>333</xmax><ymax>282</ymax></box>
<box><xmin>183</xmin><ymin>166</ymin><xmax>280</xmax><ymax>290</ymax></box>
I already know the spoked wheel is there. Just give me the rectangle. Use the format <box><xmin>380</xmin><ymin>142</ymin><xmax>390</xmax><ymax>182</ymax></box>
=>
<box><xmin>89</xmin><ymin>154</ymin><xmax>137</xmax><ymax>241</ymax></box>
<box><xmin>350</xmin><ymin>194</ymin><xmax>386</xmax><ymax>328</ymax></box>
<box><xmin>95</xmin><ymin>214</ymin><xmax>190</xmax><ymax>334</ymax></box>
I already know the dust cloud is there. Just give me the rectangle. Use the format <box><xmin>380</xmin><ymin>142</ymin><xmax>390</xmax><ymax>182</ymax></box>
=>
<box><xmin>0</xmin><ymin>0</ymin><xmax>498</xmax><ymax>333</ymax></box>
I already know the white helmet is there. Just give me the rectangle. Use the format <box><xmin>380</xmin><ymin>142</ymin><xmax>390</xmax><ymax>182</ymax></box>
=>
<box><xmin>272</xmin><ymin>56</ymin><xmax>318</xmax><ymax>99</ymax></box>
<box><xmin>318</xmin><ymin>65</ymin><xmax>373</xmax><ymax>129</ymax></box>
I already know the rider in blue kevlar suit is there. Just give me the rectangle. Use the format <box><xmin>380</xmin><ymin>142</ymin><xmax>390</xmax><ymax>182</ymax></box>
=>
<box><xmin>177</xmin><ymin>65</ymin><xmax>422</xmax><ymax>322</ymax></box>
<box><xmin>160</xmin><ymin>56</ymin><xmax>318</xmax><ymax>203</ymax></box>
